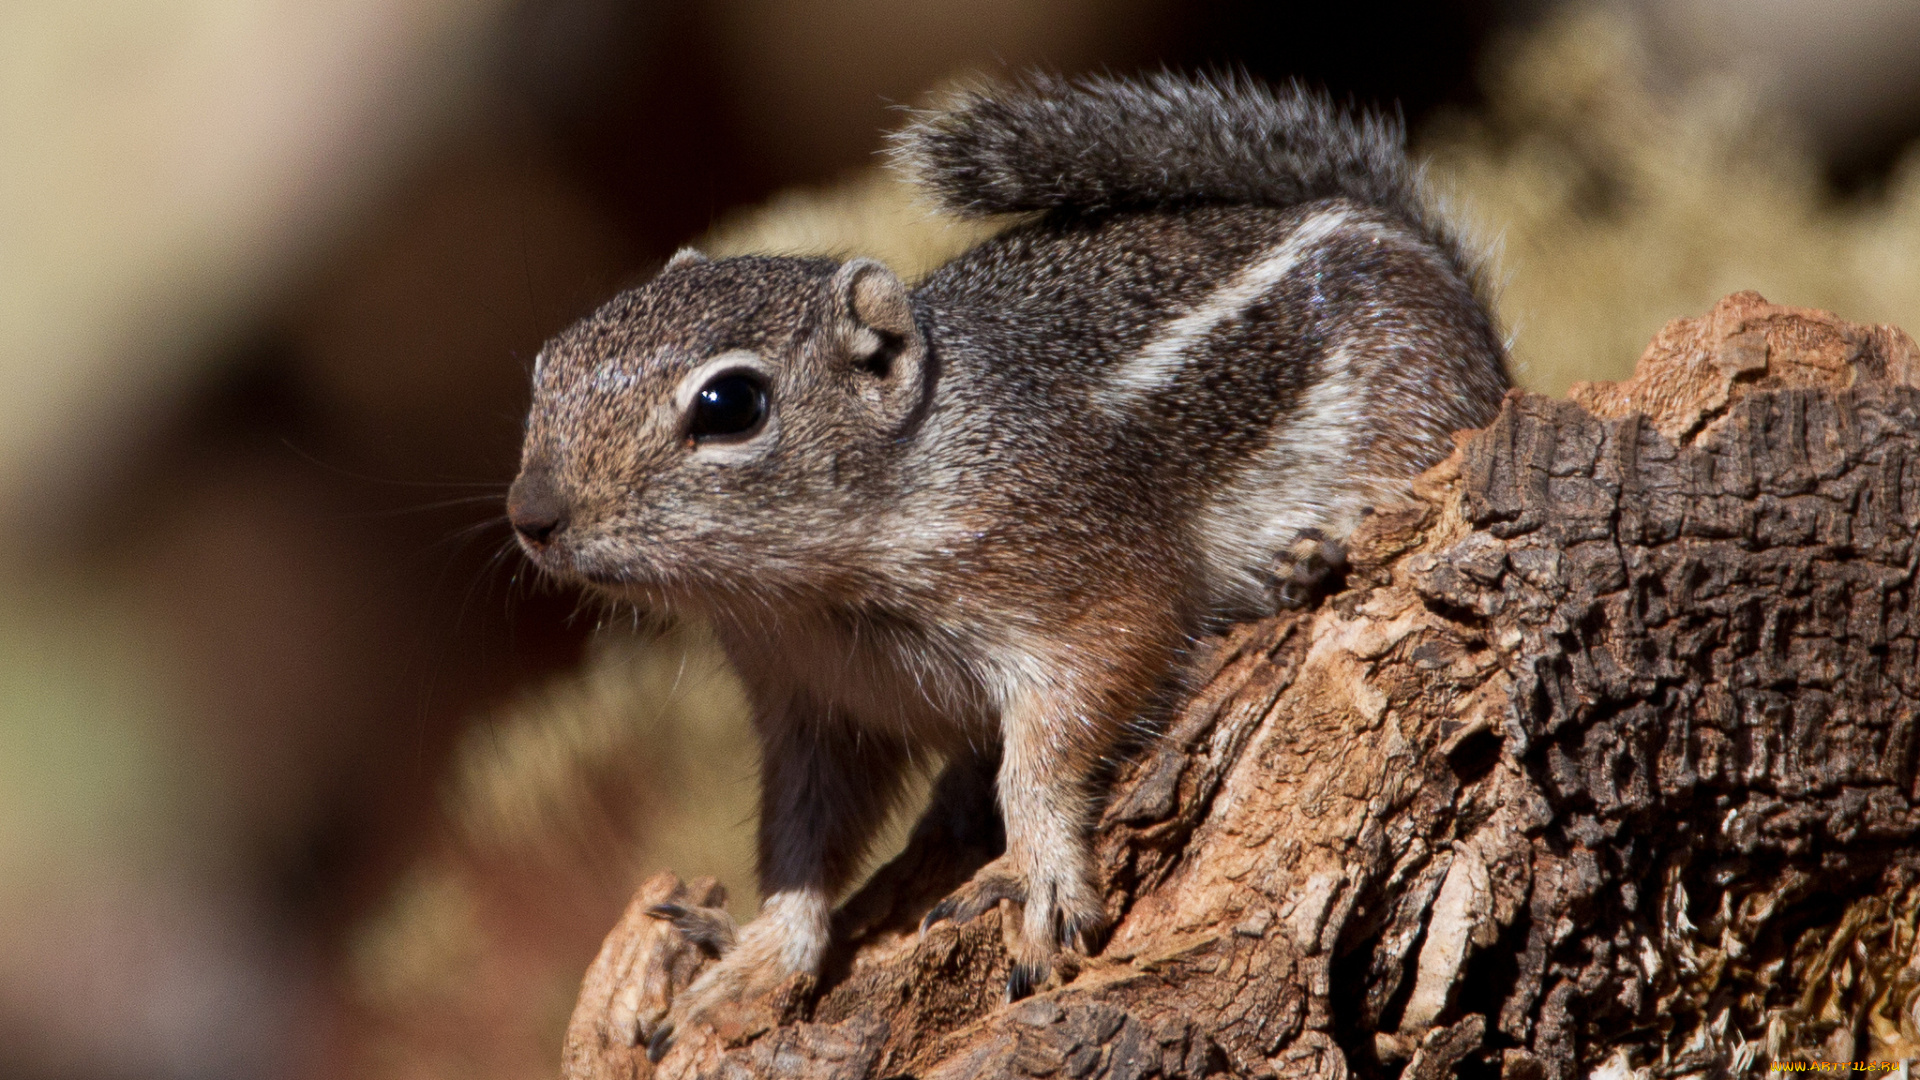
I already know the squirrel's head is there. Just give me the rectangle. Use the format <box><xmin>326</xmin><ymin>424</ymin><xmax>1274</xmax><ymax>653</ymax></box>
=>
<box><xmin>507</xmin><ymin>248</ymin><xmax>930</xmax><ymax>610</ymax></box>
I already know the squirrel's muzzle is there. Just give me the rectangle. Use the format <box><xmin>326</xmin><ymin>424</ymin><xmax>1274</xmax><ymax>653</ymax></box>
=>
<box><xmin>507</xmin><ymin>468</ymin><xmax>569</xmax><ymax>548</ymax></box>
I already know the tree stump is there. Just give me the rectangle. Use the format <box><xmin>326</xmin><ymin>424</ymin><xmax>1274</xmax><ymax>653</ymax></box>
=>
<box><xmin>564</xmin><ymin>293</ymin><xmax>1920</xmax><ymax>1079</ymax></box>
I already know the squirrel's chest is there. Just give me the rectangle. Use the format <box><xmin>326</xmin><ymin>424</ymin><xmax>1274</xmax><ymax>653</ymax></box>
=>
<box><xmin>713</xmin><ymin>611</ymin><xmax>998</xmax><ymax>745</ymax></box>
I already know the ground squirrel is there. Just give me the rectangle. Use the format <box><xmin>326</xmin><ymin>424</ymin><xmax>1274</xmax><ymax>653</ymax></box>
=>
<box><xmin>507</xmin><ymin>72</ymin><xmax>1508</xmax><ymax>1055</ymax></box>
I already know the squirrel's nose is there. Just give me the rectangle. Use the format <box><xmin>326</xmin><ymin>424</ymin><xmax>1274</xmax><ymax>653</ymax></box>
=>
<box><xmin>507</xmin><ymin>470</ymin><xmax>569</xmax><ymax>547</ymax></box>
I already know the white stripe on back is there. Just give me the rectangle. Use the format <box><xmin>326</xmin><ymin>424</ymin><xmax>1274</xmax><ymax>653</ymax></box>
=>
<box><xmin>1193</xmin><ymin>338</ymin><xmax>1380</xmax><ymax>614</ymax></box>
<box><xmin>1101</xmin><ymin>205</ymin><xmax>1357</xmax><ymax>405</ymax></box>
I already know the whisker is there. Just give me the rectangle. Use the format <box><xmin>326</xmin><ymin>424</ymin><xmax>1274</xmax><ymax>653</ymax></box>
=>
<box><xmin>342</xmin><ymin>494</ymin><xmax>513</xmax><ymax>521</ymax></box>
<box><xmin>277</xmin><ymin>439</ymin><xmax>511</xmax><ymax>490</ymax></box>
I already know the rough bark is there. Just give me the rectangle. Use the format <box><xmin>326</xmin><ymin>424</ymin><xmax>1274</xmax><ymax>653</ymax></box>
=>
<box><xmin>565</xmin><ymin>292</ymin><xmax>1920</xmax><ymax>1079</ymax></box>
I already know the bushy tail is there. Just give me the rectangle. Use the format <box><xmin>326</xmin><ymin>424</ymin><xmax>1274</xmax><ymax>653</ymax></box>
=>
<box><xmin>893</xmin><ymin>71</ymin><xmax>1429</xmax><ymax>228</ymax></box>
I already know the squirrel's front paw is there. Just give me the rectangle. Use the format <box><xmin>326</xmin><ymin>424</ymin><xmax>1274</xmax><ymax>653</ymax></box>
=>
<box><xmin>644</xmin><ymin>891</ymin><xmax>828</xmax><ymax>1063</ymax></box>
<box><xmin>919</xmin><ymin>853</ymin><xmax>1107</xmax><ymax>1001</ymax></box>
<box><xmin>562</xmin><ymin>873</ymin><xmax>732</xmax><ymax>1079</ymax></box>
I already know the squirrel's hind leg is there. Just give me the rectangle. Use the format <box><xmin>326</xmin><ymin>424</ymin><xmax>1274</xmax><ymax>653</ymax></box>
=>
<box><xmin>1265</xmin><ymin>526</ymin><xmax>1351</xmax><ymax>611</ymax></box>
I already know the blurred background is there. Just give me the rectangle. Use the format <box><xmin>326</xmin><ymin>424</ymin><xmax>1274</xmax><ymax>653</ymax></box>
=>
<box><xmin>2</xmin><ymin>0</ymin><xmax>1918</xmax><ymax>1076</ymax></box>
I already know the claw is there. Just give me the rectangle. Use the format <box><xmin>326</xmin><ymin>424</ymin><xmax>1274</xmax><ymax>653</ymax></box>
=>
<box><xmin>1067</xmin><ymin>920</ymin><xmax>1103</xmax><ymax>956</ymax></box>
<box><xmin>646</xmin><ymin>1022</ymin><xmax>675</xmax><ymax>1063</ymax></box>
<box><xmin>646</xmin><ymin>902</ymin><xmax>737</xmax><ymax>957</ymax></box>
<box><xmin>1005</xmin><ymin>961</ymin><xmax>1042</xmax><ymax>1002</ymax></box>
<box><xmin>918</xmin><ymin>895</ymin><xmax>964</xmax><ymax>939</ymax></box>
<box><xmin>918</xmin><ymin>866</ymin><xmax>1028</xmax><ymax>940</ymax></box>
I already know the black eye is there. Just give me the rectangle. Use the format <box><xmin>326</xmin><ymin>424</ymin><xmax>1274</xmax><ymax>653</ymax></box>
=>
<box><xmin>688</xmin><ymin>371</ymin><xmax>769</xmax><ymax>440</ymax></box>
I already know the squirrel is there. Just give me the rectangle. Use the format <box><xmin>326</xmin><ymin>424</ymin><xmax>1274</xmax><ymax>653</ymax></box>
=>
<box><xmin>506</xmin><ymin>72</ymin><xmax>1509</xmax><ymax>1056</ymax></box>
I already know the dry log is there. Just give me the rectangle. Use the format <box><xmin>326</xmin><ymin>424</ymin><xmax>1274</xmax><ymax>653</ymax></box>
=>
<box><xmin>565</xmin><ymin>292</ymin><xmax>1920</xmax><ymax>1079</ymax></box>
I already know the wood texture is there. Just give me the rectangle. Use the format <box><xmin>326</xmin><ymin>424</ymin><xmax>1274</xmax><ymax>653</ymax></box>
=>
<box><xmin>566</xmin><ymin>293</ymin><xmax>1920</xmax><ymax>1078</ymax></box>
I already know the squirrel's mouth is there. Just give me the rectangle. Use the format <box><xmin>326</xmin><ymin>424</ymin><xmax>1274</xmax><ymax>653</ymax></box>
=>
<box><xmin>526</xmin><ymin>550</ymin><xmax>671</xmax><ymax>608</ymax></box>
<box><xmin>511</xmin><ymin>532</ymin><xmax>597</xmax><ymax>584</ymax></box>
<box><xmin>535</xmin><ymin>540</ymin><xmax>671</xmax><ymax>598</ymax></box>
<box><xmin>575</xmin><ymin>566</ymin><xmax>638</xmax><ymax>589</ymax></box>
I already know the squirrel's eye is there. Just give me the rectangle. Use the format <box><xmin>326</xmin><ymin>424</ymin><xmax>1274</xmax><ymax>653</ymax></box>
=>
<box><xmin>688</xmin><ymin>371</ymin><xmax>769</xmax><ymax>440</ymax></box>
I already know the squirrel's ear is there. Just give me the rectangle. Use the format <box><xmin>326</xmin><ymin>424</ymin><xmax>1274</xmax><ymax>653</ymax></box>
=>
<box><xmin>830</xmin><ymin>258</ymin><xmax>914</xmax><ymax>340</ymax></box>
<box><xmin>826</xmin><ymin>258</ymin><xmax>928</xmax><ymax>429</ymax></box>
<box><xmin>664</xmin><ymin>246</ymin><xmax>711</xmax><ymax>271</ymax></box>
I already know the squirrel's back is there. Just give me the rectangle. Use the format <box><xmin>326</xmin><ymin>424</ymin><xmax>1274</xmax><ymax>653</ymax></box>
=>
<box><xmin>896</xmin><ymin>74</ymin><xmax>1508</xmax><ymax>616</ymax></box>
